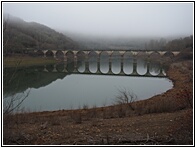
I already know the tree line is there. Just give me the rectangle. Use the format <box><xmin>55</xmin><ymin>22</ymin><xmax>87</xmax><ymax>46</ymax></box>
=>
<box><xmin>145</xmin><ymin>35</ymin><xmax>193</xmax><ymax>51</ymax></box>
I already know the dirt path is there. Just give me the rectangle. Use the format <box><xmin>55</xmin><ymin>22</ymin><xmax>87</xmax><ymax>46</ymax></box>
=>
<box><xmin>3</xmin><ymin>60</ymin><xmax>193</xmax><ymax>145</ymax></box>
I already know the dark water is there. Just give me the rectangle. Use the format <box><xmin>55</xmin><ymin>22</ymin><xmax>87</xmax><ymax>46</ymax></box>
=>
<box><xmin>3</xmin><ymin>58</ymin><xmax>172</xmax><ymax>112</ymax></box>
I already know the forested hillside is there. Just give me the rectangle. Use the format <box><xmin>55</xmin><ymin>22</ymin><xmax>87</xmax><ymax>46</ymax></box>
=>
<box><xmin>3</xmin><ymin>14</ymin><xmax>78</xmax><ymax>55</ymax></box>
<box><xmin>164</xmin><ymin>35</ymin><xmax>193</xmax><ymax>51</ymax></box>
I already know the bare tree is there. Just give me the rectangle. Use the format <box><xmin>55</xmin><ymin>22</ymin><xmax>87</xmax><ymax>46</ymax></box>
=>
<box><xmin>3</xmin><ymin>14</ymin><xmax>10</xmax><ymax>55</ymax></box>
<box><xmin>3</xmin><ymin>14</ymin><xmax>30</xmax><ymax>114</ymax></box>
<box><xmin>115</xmin><ymin>88</ymin><xmax>137</xmax><ymax>110</ymax></box>
<box><xmin>3</xmin><ymin>90</ymin><xmax>30</xmax><ymax>115</ymax></box>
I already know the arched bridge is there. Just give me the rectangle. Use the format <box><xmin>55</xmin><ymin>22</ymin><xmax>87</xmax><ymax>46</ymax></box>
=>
<box><xmin>33</xmin><ymin>49</ymin><xmax>180</xmax><ymax>60</ymax></box>
<box><xmin>32</xmin><ymin>49</ymin><xmax>179</xmax><ymax>78</ymax></box>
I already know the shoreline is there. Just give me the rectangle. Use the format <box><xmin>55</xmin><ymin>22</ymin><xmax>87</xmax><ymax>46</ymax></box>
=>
<box><xmin>24</xmin><ymin>59</ymin><xmax>192</xmax><ymax>115</ymax></box>
<box><xmin>3</xmin><ymin>59</ymin><xmax>193</xmax><ymax>145</ymax></box>
<box><xmin>3</xmin><ymin>56</ymin><xmax>57</xmax><ymax>68</ymax></box>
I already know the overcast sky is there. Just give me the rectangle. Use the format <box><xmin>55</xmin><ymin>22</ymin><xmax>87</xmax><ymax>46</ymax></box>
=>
<box><xmin>3</xmin><ymin>2</ymin><xmax>193</xmax><ymax>38</ymax></box>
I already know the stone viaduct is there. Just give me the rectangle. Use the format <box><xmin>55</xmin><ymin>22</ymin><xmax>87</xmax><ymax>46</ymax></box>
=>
<box><xmin>33</xmin><ymin>49</ymin><xmax>180</xmax><ymax>60</ymax></box>
<box><xmin>32</xmin><ymin>49</ymin><xmax>181</xmax><ymax>77</ymax></box>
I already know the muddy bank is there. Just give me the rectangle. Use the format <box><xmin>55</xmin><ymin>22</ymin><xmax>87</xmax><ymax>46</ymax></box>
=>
<box><xmin>3</xmin><ymin>60</ymin><xmax>193</xmax><ymax>145</ymax></box>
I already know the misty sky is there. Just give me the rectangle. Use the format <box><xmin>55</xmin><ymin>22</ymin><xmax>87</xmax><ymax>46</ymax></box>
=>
<box><xmin>3</xmin><ymin>2</ymin><xmax>193</xmax><ymax>38</ymax></box>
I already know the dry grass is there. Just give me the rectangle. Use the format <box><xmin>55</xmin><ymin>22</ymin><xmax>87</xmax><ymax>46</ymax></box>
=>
<box><xmin>3</xmin><ymin>56</ymin><xmax>56</xmax><ymax>67</ymax></box>
<box><xmin>3</xmin><ymin>58</ymin><xmax>193</xmax><ymax>145</ymax></box>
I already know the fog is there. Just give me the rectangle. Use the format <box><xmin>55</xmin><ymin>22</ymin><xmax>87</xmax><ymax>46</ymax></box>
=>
<box><xmin>3</xmin><ymin>2</ymin><xmax>193</xmax><ymax>39</ymax></box>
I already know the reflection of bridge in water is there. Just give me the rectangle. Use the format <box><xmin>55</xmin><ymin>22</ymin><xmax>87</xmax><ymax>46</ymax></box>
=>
<box><xmin>40</xmin><ymin>60</ymin><xmax>166</xmax><ymax>78</ymax></box>
<box><xmin>32</xmin><ymin>49</ymin><xmax>180</xmax><ymax>78</ymax></box>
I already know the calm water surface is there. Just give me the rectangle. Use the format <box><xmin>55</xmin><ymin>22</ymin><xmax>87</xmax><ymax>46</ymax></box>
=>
<box><xmin>3</xmin><ymin>58</ymin><xmax>173</xmax><ymax>112</ymax></box>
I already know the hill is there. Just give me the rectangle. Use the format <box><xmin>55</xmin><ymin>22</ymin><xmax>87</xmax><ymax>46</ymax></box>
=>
<box><xmin>3</xmin><ymin>14</ymin><xmax>78</xmax><ymax>55</ymax></box>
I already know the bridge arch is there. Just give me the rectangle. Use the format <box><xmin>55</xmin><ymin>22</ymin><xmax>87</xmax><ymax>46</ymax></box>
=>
<box><xmin>46</xmin><ymin>50</ymin><xmax>54</xmax><ymax>57</ymax></box>
<box><xmin>137</xmin><ymin>58</ymin><xmax>148</xmax><ymax>75</ymax></box>
<box><xmin>149</xmin><ymin>51</ymin><xmax>161</xmax><ymax>61</ymax></box>
<box><xmin>65</xmin><ymin>50</ymin><xmax>74</xmax><ymax>63</ymax></box>
<box><xmin>88</xmin><ymin>51</ymin><xmax>99</xmax><ymax>57</ymax></box>
<box><xmin>123</xmin><ymin>51</ymin><xmax>134</xmax><ymax>74</ymax></box>
<box><xmin>36</xmin><ymin>50</ymin><xmax>44</xmax><ymax>57</ymax></box>
<box><xmin>76</xmin><ymin>51</ymin><xmax>86</xmax><ymax>61</ymax></box>
<box><xmin>111</xmin><ymin>51</ymin><xmax>121</xmax><ymax>74</ymax></box>
<box><xmin>65</xmin><ymin>51</ymin><xmax>75</xmax><ymax>72</ymax></box>
<box><xmin>100</xmin><ymin>51</ymin><xmax>109</xmax><ymax>74</ymax></box>
<box><xmin>56</xmin><ymin>50</ymin><xmax>64</xmax><ymax>60</ymax></box>
<box><xmin>45</xmin><ymin>64</ymin><xmax>54</xmax><ymax>72</ymax></box>
<box><xmin>56</xmin><ymin>63</ymin><xmax>65</xmax><ymax>72</ymax></box>
<box><xmin>163</xmin><ymin>51</ymin><xmax>174</xmax><ymax>58</ymax></box>
<box><xmin>88</xmin><ymin>51</ymin><xmax>98</xmax><ymax>73</ymax></box>
<box><xmin>76</xmin><ymin>51</ymin><xmax>86</xmax><ymax>73</ymax></box>
<box><xmin>149</xmin><ymin>61</ymin><xmax>161</xmax><ymax>76</ymax></box>
<box><xmin>123</xmin><ymin>51</ymin><xmax>134</xmax><ymax>57</ymax></box>
<box><xmin>136</xmin><ymin>51</ymin><xmax>148</xmax><ymax>60</ymax></box>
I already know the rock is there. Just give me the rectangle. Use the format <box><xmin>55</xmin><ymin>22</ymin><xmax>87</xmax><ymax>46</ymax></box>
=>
<box><xmin>41</xmin><ymin>121</ymin><xmax>48</xmax><ymax>130</ymax></box>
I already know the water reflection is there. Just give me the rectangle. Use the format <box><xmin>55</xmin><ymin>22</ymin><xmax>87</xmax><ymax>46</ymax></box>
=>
<box><xmin>3</xmin><ymin>58</ymin><xmax>171</xmax><ymax>112</ymax></box>
<box><xmin>111</xmin><ymin>51</ymin><xmax>121</xmax><ymax>74</ymax></box>
<box><xmin>123</xmin><ymin>53</ymin><xmax>133</xmax><ymax>74</ymax></box>
<box><xmin>149</xmin><ymin>61</ymin><xmax>161</xmax><ymax>76</ymax></box>
<box><xmin>77</xmin><ymin>61</ymin><xmax>85</xmax><ymax>73</ymax></box>
<box><xmin>77</xmin><ymin>51</ymin><xmax>86</xmax><ymax>73</ymax></box>
<box><xmin>4</xmin><ymin>58</ymin><xmax>166</xmax><ymax>95</ymax></box>
<box><xmin>66</xmin><ymin>62</ymin><xmax>75</xmax><ymax>73</ymax></box>
<box><xmin>137</xmin><ymin>58</ymin><xmax>147</xmax><ymax>75</ymax></box>
<box><xmin>89</xmin><ymin>51</ymin><xmax>98</xmax><ymax>73</ymax></box>
<box><xmin>100</xmin><ymin>51</ymin><xmax>109</xmax><ymax>74</ymax></box>
<box><xmin>56</xmin><ymin>63</ymin><xmax>65</xmax><ymax>72</ymax></box>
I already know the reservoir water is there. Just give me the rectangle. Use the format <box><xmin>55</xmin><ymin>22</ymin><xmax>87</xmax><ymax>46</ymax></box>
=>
<box><xmin>3</xmin><ymin>58</ymin><xmax>173</xmax><ymax>112</ymax></box>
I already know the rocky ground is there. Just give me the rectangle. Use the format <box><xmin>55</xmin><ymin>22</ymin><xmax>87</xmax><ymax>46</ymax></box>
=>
<box><xmin>3</xmin><ymin>59</ymin><xmax>193</xmax><ymax>145</ymax></box>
